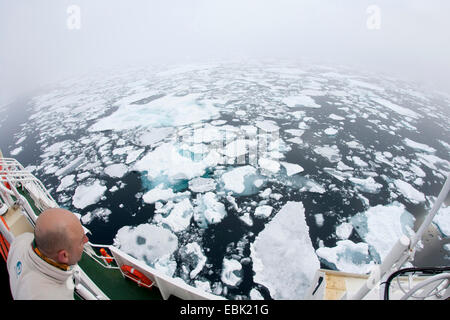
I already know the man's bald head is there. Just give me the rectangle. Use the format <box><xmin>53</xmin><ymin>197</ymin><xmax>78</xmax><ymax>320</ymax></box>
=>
<box><xmin>34</xmin><ymin>208</ymin><xmax>88</xmax><ymax>265</ymax></box>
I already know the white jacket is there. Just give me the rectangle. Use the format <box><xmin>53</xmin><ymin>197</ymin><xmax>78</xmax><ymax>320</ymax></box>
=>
<box><xmin>7</xmin><ymin>233</ymin><xmax>75</xmax><ymax>300</ymax></box>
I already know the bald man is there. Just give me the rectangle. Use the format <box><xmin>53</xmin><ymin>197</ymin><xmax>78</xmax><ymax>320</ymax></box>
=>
<box><xmin>7</xmin><ymin>208</ymin><xmax>89</xmax><ymax>300</ymax></box>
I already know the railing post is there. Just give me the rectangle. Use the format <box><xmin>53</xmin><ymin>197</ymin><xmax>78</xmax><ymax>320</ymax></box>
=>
<box><xmin>350</xmin><ymin>235</ymin><xmax>410</xmax><ymax>300</ymax></box>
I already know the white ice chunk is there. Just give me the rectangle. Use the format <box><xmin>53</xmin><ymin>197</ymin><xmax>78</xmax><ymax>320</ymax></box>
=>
<box><xmin>193</xmin><ymin>192</ymin><xmax>227</xmax><ymax>228</ymax></box>
<box><xmin>393</xmin><ymin>179</ymin><xmax>426</xmax><ymax>204</ymax></box>
<box><xmin>81</xmin><ymin>207</ymin><xmax>112</xmax><ymax>224</ymax></box>
<box><xmin>250</xmin><ymin>201</ymin><xmax>320</xmax><ymax>299</ymax></box>
<box><xmin>221</xmin><ymin>258</ymin><xmax>243</xmax><ymax>287</ymax></box>
<box><xmin>314</xmin><ymin>145</ymin><xmax>341</xmax><ymax>163</ymax></box>
<box><xmin>188</xmin><ymin>177</ymin><xmax>217</xmax><ymax>193</ymax></box>
<box><xmin>255</xmin><ymin>120</ymin><xmax>280</xmax><ymax>133</ymax></box>
<box><xmin>258</xmin><ymin>157</ymin><xmax>280</xmax><ymax>174</ymax></box>
<box><xmin>351</xmin><ymin>202</ymin><xmax>415</xmax><ymax>262</ymax></box>
<box><xmin>254</xmin><ymin>205</ymin><xmax>273</xmax><ymax>218</ymax></box>
<box><xmin>89</xmin><ymin>94</ymin><xmax>219</xmax><ymax>132</ymax></box>
<box><xmin>10</xmin><ymin>146</ymin><xmax>23</xmax><ymax>156</ymax></box>
<box><xmin>315</xmin><ymin>213</ymin><xmax>324</xmax><ymax>227</ymax></box>
<box><xmin>349</xmin><ymin>176</ymin><xmax>382</xmax><ymax>194</ymax></box>
<box><xmin>180</xmin><ymin>242</ymin><xmax>207</xmax><ymax>279</ymax></box>
<box><xmin>72</xmin><ymin>180</ymin><xmax>107</xmax><ymax>209</ymax></box>
<box><xmin>159</xmin><ymin>198</ymin><xmax>194</xmax><ymax>232</ymax></box>
<box><xmin>336</xmin><ymin>222</ymin><xmax>353</xmax><ymax>240</ymax></box>
<box><xmin>282</xmin><ymin>95</ymin><xmax>321</xmax><ymax>109</ymax></box>
<box><xmin>324</xmin><ymin>128</ymin><xmax>338</xmax><ymax>135</ymax></box>
<box><xmin>134</xmin><ymin>142</ymin><xmax>220</xmax><ymax>183</ymax></box>
<box><xmin>104</xmin><ymin>163</ymin><xmax>128</xmax><ymax>178</ymax></box>
<box><xmin>316</xmin><ymin>240</ymin><xmax>373</xmax><ymax>274</ymax></box>
<box><xmin>56</xmin><ymin>174</ymin><xmax>75</xmax><ymax>192</ymax></box>
<box><xmin>221</xmin><ymin>165</ymin><xmax>258</xmax><ymax>194</ymax></box>
<box><xmin>142</xmin><ymin>184</ymin><xmax>189</xmax><ymax>204</ymax></box>
<box><xmin>403</xmin><ymin>138</ymin><xmax>436</xmax><ymax>153</ymax></box>
<box><xmin>432</xmin><ymin>205</ymin><xmax>450</xmax><ymax>236</ymax></box>
<box><xmin>371</xmin><ymin>97</ymin><xmax>420</xmax><ymax>119</ymax></box>
<box><xmin>137</xmin><ymin>127</ymin><xmax>174</xmax><ymax>146</ymax></box>
<box><xmin>329</xmin><ymin>114</ymin><xmax>345</xmax><ymax>121</ymax></box>
<box><xmin>113</xmin><ymin>223</ymin><xmax>178</xmax><ymax>277</ymax></box>
<box><xmin>280</xmin><ymin>161</ymin><xmax>304</xmax><ymax>176</ymax></box>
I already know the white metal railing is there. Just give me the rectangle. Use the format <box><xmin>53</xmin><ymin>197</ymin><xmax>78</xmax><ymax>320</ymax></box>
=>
<box><xmin>349</xmin><ymin>173</ymin><xmax>450</xmax><ymax>300</ymax></box>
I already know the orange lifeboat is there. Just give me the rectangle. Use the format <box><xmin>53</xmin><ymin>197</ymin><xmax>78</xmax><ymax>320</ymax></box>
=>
<box><xmin>120</xmin><ymin>265</ymin><xmax>153</xmax><ymax>289</ymax></box>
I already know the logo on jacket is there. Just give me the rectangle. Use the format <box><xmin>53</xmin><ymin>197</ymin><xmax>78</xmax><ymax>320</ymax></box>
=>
<box><xmin>15</xmin><ymin>261</ymin><xmax>22</xmax><ymax>277</ymax></box>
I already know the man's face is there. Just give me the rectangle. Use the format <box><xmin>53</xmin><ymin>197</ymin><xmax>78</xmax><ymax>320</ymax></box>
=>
<box><xmin>67</xmin><ymin>223</ymin><xmax>89</xmax><ymax>265</ymax></box>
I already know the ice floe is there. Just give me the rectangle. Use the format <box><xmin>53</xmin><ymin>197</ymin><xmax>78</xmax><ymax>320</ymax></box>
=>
<box><xmin>351</xmin><ymin>202</ymin><xmax>415</xmax><ymax>262</ymax></box>
<box><xmin>250</xmin><ymin>201</ymin><xmax>319</xmax><ymax>299</ymax></box>
<box><xmin>114</xmin><ymin>223</ymin><xmax>178</xmax><ymax>277</ymax></box>
<box><xmin>316</xmin><ymin>240</ymin><xmax>374</xmax><ymax>274</ymax></box>
<box><xmin>104</xmin><ymin>163</ymin><xmax>128</xmax><ymax>178</ymax></box>
<box><xmin>72</xmin><ymin>180</ymin><xmax>107</xmax><ymax>209</ymax></box>
<box><xmin>221</xmin><ymin>165</ymin><xmax>259</xmax><ymax>195</ymax></box>
<box><xmin>282</xmin><ymin>95</ymin><xmax>321</xmax><ymax>109</ymax></box>
<box><xmin>193</xmin><ymin>192</ymin><xmax>227</xmax><ymax>228</ymax></box>
<box><xmin>393</xmin><ymin>179</ymin><xmax>425</xmax><ymax>204</ymax></box>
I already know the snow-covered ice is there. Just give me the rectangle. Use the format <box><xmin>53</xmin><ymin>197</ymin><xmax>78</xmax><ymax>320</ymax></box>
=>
<box><xmin>221</xmin><ymin>258</ymin><xmax>243</xmax><ymax>287</ymax></box>
<box><xmin>250</xmin><ymin>201</ymin><xmax>320</xmax><ymax>299</ymax></box>
<box><xmin>316</xmin><ymin>240</ymin><xmax>373</xmax><ymax>274</ymax></box>
<box><xmin>351</xmin><ymin>202</ymin><xmax>415</xmax><ymax>262</ymax></box>
<box><xmin>104</xmin><ymin>163</ymin><xmax>128</xmax><ymax>178</ymax></box>
<box><xmin>114</xmin><ymin>223</ymin><xmax>178</xmax><ymax>277</ymax></box>
<box><xmin>72</xmin><ymin>180</ymin><xmax>107</xmax><ymax>209</ymax></box>
<box><xmin>393</xmin><ymin>179</ymin><xmax>426</xmax><ymax>204</ymax></box>
<box><xmin>221</xmin><ymin>165</ymin><xmax>258</xmax><ymax>195</ymax></box>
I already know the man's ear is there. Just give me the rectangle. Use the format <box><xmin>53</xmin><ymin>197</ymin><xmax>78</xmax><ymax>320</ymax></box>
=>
<box><xmin>57</xmin><ymin>249</ymin><xmax>69</xmax><ymax>264</ymax></box>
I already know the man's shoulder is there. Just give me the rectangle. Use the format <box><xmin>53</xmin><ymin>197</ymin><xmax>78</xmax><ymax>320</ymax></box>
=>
<box><xmin>12</xmin><ymin>232</ymin><xmax>33</xmax><ymax>245</ymax></box>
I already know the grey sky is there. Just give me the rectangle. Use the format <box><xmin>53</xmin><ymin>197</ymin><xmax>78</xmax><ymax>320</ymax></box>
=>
<box><xmin>1</xmin><ymin>0</ymin><xmax>450</xmax><ymax>105</ymax></box>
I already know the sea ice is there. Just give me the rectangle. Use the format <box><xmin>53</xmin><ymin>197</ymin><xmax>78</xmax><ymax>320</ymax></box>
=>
<box><xmin>403</xmin><ymin>138</ymin><xmax>436</xmax><ymax>153</ymax></box>
<box><xmin>258</xmin><ymin>157</ymin><xmax>280</xmax><ymax>174</ymax></box>
<box><xmin>10</xmin><ymin>147</ymin><xmax>23</xmax><ymax>156</ymax></box>
<box><xmin>142</xmin><ymin>184</ymin><xmax>189</xmax><ymax>204</ymax></box>
<box><xmin>193</xmin><ymin>192</ymin><xmax>227</xmax><ymax>228</ymax></box>
<box><xmin>221</xmin><ymin>165</ymin><xmax>258</xmax><ymax>195</ymax></box>
<box><xmin>314</xmin><ymin>145</ymin><xmax>341</xmax><ymax>163</ymax></box>
<box><xmin>221</xmin><ymin>258</ymin><xmax>243</xmax><ymax>287</ymax></box>
<box><xmin>104</xmin><ymin>163</ymin><xmax>128</xmax><ymax>178</ymax></box>
<box><xmin>56</xmin><ymin>174</ymin><xmax>75</xmax><ymax>192</ymax></box>
<box><xmin>89</xmin><ymin>94</ymin><xmax>220</xmax><ymax>132</ymax></box>
<box><xmin>350</xmin><ymin>202</ymin><xmax>416</xmax><ymax>262</ymax></box>
<box><xmin>81</xmin><ymin>207</ymin><xmax>112</xmax><ymax>224</ymax></box>
<box><xmin>113</xmin><ymin>223</ymin><xmax>178</xmax><ymax>277</ymax></box>
<box><xmin>316</xmin><ymin>240</ymin><xmax>373</xmax><ymax>274</ymax></box>
<box><xmin>280</xmin><ymin>161</ymin><xmax>304</xmax><ymax>176</ymax></box>
<box><xmin>255</xmin><ymin>120</ymin><xmax>280</xmax><ymax>133</ymax></box>
<box><xmin>393</xmin><ymin>179</ymin><xmax>425</xmax><ymax>204</ymax></box>
<box><xmin>282</xmin><ymin>95</ymin><xmax>321</xmax><ymax>109</ymax></box>
<box><xmin>324</xmin><ymin>127</ymin><xmax>338</xmax><ymax>135</ymax></box>
<box><xmin>349</xmin><ymin>176</ymin><xmax>382</xmax><ymax>194</ymax></box>
<box><xmin>315</xmin><ymin>213</ymin><xmax>324</xmax><ymax>227</ymax></box>
<box><xmin>371</xmin><ymin>97</ymin><xmax>420</xmax><ymax>119</ymax></box>
<box><xmin>179</xmin><ymin>242</ymin><xmax>207</xmax><ymax>279</ymax></box>
<box><xmin>134</xmin><ymin>142</ymin><xmax>220</xmax><ymax>183</ymax></box>
<box><xmin>336</xmin><ymin>222</ymin><xmax>353</xmax><ymax>240</ymax></box>
<box><xmin>254</xmin><ymin>205</ymin><xmax>273</xmax><ymax>218</ymax></box>
<box><xmin>432</xmin><ymin>205</ymin><xmax>450</xmax><ymax>236</ymax></box>
<box><xmin>188</xmin><ymin>177</ymin><xmax>217</xmax><ymax>193</ymax></box>
<box><xmin>157</xmin><ymin>198</ymin><xmax>194</xmax><ymax>232</ymax></box>
<box><xmin>250</xmin><ymin>201</ymin><xmax>320</xmax><ymax>299</ymax></box>
<box><xmin>72</xmin><ymin>180</ymin><xmax>107</xmax><ymax>209</ymax></box>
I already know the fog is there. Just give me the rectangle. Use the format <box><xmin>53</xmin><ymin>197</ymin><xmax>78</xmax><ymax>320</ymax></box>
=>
<box><xmin>1</xmin><ymin>0</ymin><xmax>450</xmax><ymax>106</ymax></box>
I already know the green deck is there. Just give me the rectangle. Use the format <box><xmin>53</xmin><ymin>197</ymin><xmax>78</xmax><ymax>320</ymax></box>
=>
<box><xmin>77</xmin><ymin>251</ymin><xmax>163</xmax><ymax>300</ymax></box>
